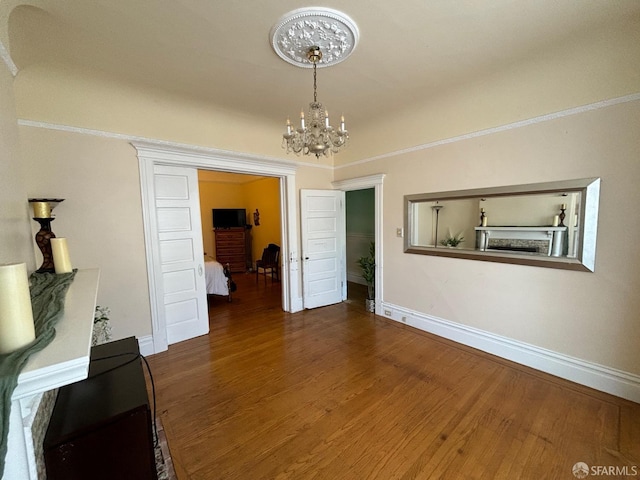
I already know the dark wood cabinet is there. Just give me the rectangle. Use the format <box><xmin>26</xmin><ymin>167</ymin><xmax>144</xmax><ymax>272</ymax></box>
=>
<box><xmin>44</xmin><ymin>337</ymin><xmax>157</xmax><ymax>480</ymax></box>
<box><xmin>215</xmin><ymin>227</ymin><xmax>249</xmax><ymax>272</ymax></box>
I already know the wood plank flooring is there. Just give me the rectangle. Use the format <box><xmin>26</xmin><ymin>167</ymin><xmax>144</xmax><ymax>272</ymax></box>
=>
<box><xmin>145</xmin><ymin>273</ymin><xmax>640</xmax><ymax>479</ymax></box>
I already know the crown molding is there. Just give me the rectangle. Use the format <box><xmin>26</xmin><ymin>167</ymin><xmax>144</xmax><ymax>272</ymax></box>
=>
<box><xmin>0</xmin><ymin>39</ymin><xmax>18</xmax><ymax>77</ymax></box>
<box><xmin>17</xmin><ymin>119</ymin><xmax>333</xmax><ymax>171</ymax></box>
<box><xmin>336</xmin><ymin>92</ymin><xmax>640</xmax><ymax>170</ymax></box>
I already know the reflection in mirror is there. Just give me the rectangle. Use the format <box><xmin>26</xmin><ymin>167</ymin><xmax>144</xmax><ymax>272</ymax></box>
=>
<box><xmin>404</xmin><ymin>178</ymin><xmax>600</xmax><ymax>271</ymax></box>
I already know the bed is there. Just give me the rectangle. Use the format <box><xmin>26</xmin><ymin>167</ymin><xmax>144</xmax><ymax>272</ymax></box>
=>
<box><xmin>204</xmin><ymin>257</ymin><xmax>234</xmax><ymax>301</ymax></box>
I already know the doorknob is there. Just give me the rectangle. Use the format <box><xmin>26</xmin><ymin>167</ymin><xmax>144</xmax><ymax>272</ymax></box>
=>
<box><xmin>198</xmin><ymin>264</ymin><xmax>203</xmax><ymax>276</ymax></box>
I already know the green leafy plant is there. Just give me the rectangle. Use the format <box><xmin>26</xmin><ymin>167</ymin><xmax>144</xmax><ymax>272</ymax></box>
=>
<box><xmin>440</xmin><ymin>232</ymin><xmax>465</xmax><ymax>247</ymax></box>
<box><xmin>357</xmin><ymin>241</ymin><xmax>375</xmax><ymax>300</ymax></box>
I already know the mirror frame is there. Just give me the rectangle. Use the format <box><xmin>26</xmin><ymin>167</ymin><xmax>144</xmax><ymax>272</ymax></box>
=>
<box><xmin>404</xmin><ymin>178</ymin><xmax>600</xmax><ymax>271</ymax></box>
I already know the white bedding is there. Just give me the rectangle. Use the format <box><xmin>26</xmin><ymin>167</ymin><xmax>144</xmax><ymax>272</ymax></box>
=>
<box><xmin>205</xmin><ymin>260</ymin><xmax>229</xmax><ymax>296</ymax></box>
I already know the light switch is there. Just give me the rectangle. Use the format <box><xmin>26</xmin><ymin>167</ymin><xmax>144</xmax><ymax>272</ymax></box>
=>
<box><xmin>396</xmin><ymin>227</ymin><xmax>403</xmax><ymax>238</ymax></box>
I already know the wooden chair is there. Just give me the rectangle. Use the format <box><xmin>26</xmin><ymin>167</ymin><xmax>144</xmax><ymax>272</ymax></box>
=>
<box><xmin>256</xmin><ymin>244</ymin><xmax>280</xmax><ymax>283</ymax></box>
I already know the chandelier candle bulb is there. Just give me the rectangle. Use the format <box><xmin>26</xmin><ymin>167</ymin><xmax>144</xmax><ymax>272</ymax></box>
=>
<box><xmin>286</xmin><ymin>118</ymin><xmax>292</xmax><ymax>135</ymax></box>
<box><xmin>325</xmin><ymin>111</ymin><xmax>330</xmax><ymax>128</ymax></box>
<box><xmin>340</xmin><ymin>115</ymin><xmax>345</xmax><ymax>131</ymax></box>
<box><xmin>0</xmin><ymin>263</ymin><xmax>36</xmax><ymax>354</ymax></box>
<box><xmin>51</xmin><ymin>237</ymin><xmax>73</xmax><ymax>273</ymax></box>
<box><xmin>300</xmin><ymin>111</ymin><xmax>305</xmax><ymax>129</ymax></box>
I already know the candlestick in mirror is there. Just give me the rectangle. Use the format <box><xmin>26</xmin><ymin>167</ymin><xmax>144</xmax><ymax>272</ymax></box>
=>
<box><xmin>559</xmin><ymin>206</ymin><xmax>566</xmax><ymax>227</ymax></box>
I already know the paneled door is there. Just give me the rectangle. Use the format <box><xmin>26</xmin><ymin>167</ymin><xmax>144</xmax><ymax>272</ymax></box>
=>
<box><xmin>154</xmin><ymin>165</ymin><xmax>208</xmax><ymax>344</ymax></box>
<box><xmin>300</xmin><ymin>189</ymin><xmax>346</xmax><ymax>309</ymax></box>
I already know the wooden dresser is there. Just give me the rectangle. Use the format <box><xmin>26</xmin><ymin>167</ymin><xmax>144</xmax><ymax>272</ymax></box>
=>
<box><xmin>215</xmin><ymin>227</ymin><xmax>247</xmax><ymax>272</ymax></box>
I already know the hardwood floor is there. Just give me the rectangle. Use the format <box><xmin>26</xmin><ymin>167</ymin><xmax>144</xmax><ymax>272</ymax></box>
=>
<box><xmin>145</xmin><ymin>274</ymin><xmax>640</xmax><ymax>479</ymax></box>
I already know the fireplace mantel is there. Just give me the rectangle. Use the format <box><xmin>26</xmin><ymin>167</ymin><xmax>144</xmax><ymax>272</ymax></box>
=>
<box><xmin>475</xmin><ymin>226</ymin><xmax>567</xmax><ymax>256</ymax></box>
<box><xmin>4</xmin><ymin>268</ymin><xmax>99</xmax><ymax>480</ymax></box>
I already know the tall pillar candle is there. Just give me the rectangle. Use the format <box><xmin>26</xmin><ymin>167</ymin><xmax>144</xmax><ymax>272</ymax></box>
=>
<box><xmin>50</xmin><ymin>237</ymin><xmax>73</xmax><ymax>274</ymax></box>
<box><xmin>0</xmin><ymin>263</ymin><xmax>36</xmax><ymax>354</ymax></box>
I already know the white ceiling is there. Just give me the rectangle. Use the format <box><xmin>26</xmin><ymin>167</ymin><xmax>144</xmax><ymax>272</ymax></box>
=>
<box><xmin>8</xmin><ymin>1</ymin><xmax>640</xmax><ymax>129</ymax></box>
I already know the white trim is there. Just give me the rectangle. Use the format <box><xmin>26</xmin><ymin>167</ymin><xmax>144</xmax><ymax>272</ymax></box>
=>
<box><xmin>137</xmin><ymin>335</ymin><xmax>155</xmax><ymax>357</ymax></box>
<box><xmin>380</xmin><ymin>301</ymin><xmax>640</xmax><ymax>403</ymax></box>
<box><xmin>332</xmin><ymin>174</ymin><xmax>385</xmax><ymax>313</ymax></box>
<box><xmin>0</xmin><ymin>39</ymin><xmax>18</xmax><ymax>77</ymax></box>
<box><xmin>134</xmin><ymin>143</ymin><xmax>302</xmax><ymax>352</ymax></box>
<box><xmin>335</xmin><ymin>93</ymin><xmax>640</xmax><ymax>169</ymax></box>
<box><xmin>16</xmin><ymin>119</ymin><xmax>332</xmax><ymax>171</ymax></box>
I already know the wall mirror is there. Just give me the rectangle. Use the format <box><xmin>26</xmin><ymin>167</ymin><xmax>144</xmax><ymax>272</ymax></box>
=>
<box><xmin>404</xmin><ymin>178</ymin><xmax>600</xmax><ymax>271</ymax></box>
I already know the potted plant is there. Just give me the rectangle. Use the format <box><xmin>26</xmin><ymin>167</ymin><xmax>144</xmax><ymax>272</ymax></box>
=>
<box><xmin>357</xmin><ymin>241</ymin><xmax>375</xmax><ymax>312</ymax></box>
<box><xmin>439</xmin><ymin>232</ymin><xmax>465</xmax><ymax>248</ymax></box>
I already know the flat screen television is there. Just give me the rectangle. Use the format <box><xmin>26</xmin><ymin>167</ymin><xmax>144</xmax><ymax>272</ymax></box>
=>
<box><xmin>212</xmin><ymin>208</ymin><xmax>246</xmax><ymax>229</ymax></box>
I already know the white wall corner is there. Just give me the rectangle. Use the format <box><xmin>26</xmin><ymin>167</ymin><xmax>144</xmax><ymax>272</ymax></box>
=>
<box><xmin>380</xmin><ymin>301</ymin><xmax>640</xmax><ymax>404</ymax></box>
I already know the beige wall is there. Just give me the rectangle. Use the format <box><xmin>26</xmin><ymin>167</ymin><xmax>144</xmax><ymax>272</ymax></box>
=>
<box><xmin>336</xmin><ymin>99</ymin><xmax>640</xmax><ymax>375</ymax></box>
<box><xmin>0</xmin><ymin>59</ymin><xmax>33</xmax><ymax>267</ymax></box>
<box><xmin>19</xmin><ymin>127</ymin><xmax>153</xmax><ymax>340</ymax></box>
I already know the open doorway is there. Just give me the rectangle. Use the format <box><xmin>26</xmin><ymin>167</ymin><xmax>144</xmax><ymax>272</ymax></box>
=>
<box><xmin>332</xmin><ymin>174</ymin><xmax>385</xmax><ymax>314</ymax></box>
<box><xmin>345</xmin><ymin>188</ymin><xmax>375</xmax><ymax>303</ymax></box>
<box><xmin>197</xmin><ymin>170</ymin><xmax>282</xmax><ymax>310</ymax></box>
<box><xmin>135</xmin><ymin>142</ymin><xmax>301</xmax><ymax>354</ymax></box>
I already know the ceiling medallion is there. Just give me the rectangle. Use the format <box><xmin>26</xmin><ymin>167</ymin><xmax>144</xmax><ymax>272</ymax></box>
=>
<box><xmin>269</xmin><ymin>7</ymin><xmax>359</xmax><ymax>68</ymax></box>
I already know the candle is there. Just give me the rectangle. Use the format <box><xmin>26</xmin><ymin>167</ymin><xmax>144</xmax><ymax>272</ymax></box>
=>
<box><xmin>300</xmin><ymin>111</ymin><xmax>305</xmax><ymax>129</ymax></box>
<box><xmin>482</xmin><ymin>216</ymin><xmax>488</xmax><ymax>227</ymax></box>
<box><xmin>0</xmin><ymin>263</ymin><xmax>36</xmax><ymax>354</ymax></box>
<box><xmin>285</xmin><ymin>118</ymin><xmax>292</xmax><ymax>135</ymax></box>
<box><xmin>480</xmin><ymin>208</ymin><xmax>485</xmax><ymax>213</ymax></box>
<box><xmin>32</xmin><ymin>201</ymin><xmax>51</xmax><ymax>218</ymax></box>
<box><xmin>552</xmin><ymin>215</ymin><xmax>559</xmax><ymax>227</ymax></box>
<box><xmin>51</xmin><ymin>237</ymin><xmax>73</xmax><ymax>273</ymax></box>
<box><xmin>340</xmin><ymin>115</ymin><xmax>345</xmax><ymax>131</ymax></box>
<box><xmin>325</xmin><ymin>110</ymin><xmax>330</xmax><ymax>128</ymax></box>
<box><xmin>561</xmin><ymin>203</ymin><xmax>567</xmax><ymax>210</ymax></box>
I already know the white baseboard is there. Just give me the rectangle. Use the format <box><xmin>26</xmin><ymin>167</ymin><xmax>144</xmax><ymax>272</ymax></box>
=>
<box><xmin>380</xmin><ymin>301</ymin><xmax>640</xmax><ymax>403</ymax></box>
<box><xmin>137</xmin><ymin>335</ymin><xmax>155</xmax><ymax>357</ymax></box>
<box><xmin>347</xmin><ymin>272</ymin><xmax>366</xmax><ymax>285</ymax></box>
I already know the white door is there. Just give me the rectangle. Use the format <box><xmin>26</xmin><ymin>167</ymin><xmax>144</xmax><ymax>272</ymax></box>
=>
<box><xmin>154</xmin><ymin>165</ymin><xmax>209</xmax><ymax>344</ymax></box>
<box><xmin>301</xmin><ymin>189</ymin><xmax>346</xmax><ymax>309</ymax></box>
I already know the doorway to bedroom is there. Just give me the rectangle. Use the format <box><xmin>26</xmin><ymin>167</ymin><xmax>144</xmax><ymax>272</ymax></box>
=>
<box><xmin>198</xmin><ymin>170</ymin><xmax>283</xmax><ymax>314</ymax></box>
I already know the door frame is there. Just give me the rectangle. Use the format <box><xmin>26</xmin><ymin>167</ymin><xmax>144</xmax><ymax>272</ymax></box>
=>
<box><xmin>134</xmin><ymin>142</ymin><xmax>301</xmax><ymax>354</ymax></box>
<box><xmin>332</xmin><ymin>174</ymin><xmax>385</xmax><ymax>315</ymax></box>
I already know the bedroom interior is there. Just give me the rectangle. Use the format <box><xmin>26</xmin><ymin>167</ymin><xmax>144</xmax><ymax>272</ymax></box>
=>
<box><xmin>1</xmin><ymin>1</ymin><xmax>639</xmax><ymax>478</ymax></box>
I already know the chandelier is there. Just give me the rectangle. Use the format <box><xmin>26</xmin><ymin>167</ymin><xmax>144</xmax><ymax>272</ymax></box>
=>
<box><xmin>282</xmin><ymin>46</ymin><xmax>349</xmax><ymax>158</ymax></box>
